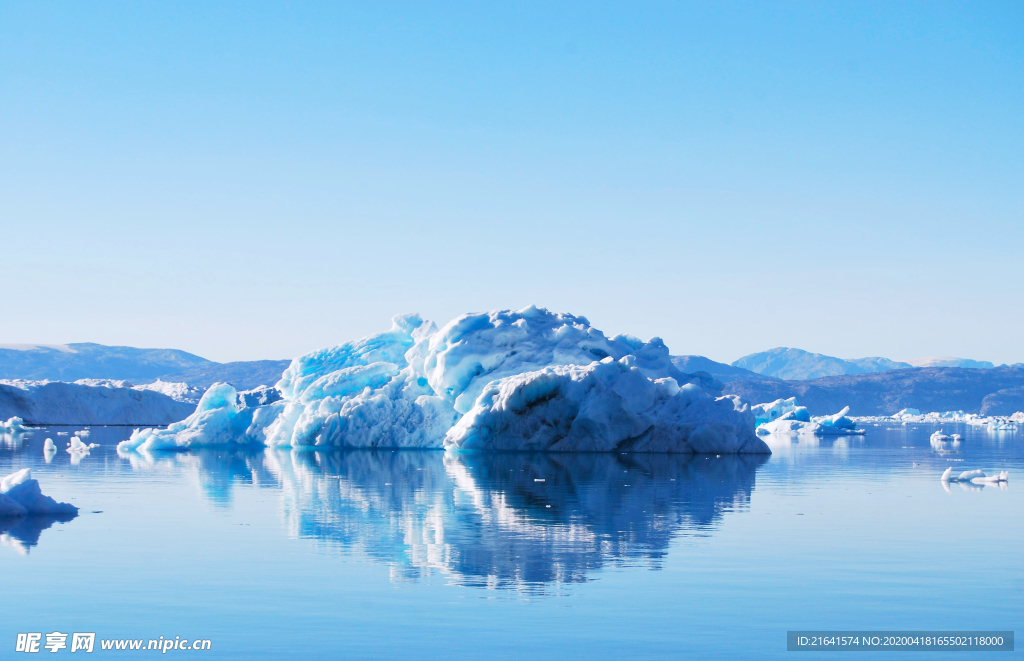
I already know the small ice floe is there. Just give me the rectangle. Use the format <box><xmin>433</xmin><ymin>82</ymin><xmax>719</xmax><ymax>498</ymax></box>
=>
<box><xmin>75</xmin><ymin>429</ymin><xmax>91</xmax><ymax>437</ymax></box>
<box><xmin>940</xmin><ymin>467</ymin><xmax>1009</xmax><ymax>485</ymax></box>
<box><xmin>67</xmin><ymin>437</ymin><xmax>99</xmax><ymax>453</ymax></box>
<box><xmin>987</xmin><ymin>419</ymin><xmax>1017</xmax><ymax>432</ymax></box>
<box><xmin>0</xmin><ymin>469</ymin><xmax>78</xmax><ymax>518</ymax></box>
<box><xmin>66</xmin><ymin>436</ymin><xmax>100</xmax><ymax>465</ymax></box>
<box><xmin>930</xmin><ymin>430</ymin><xmax>962</xmax><ymax>449</ymax></box>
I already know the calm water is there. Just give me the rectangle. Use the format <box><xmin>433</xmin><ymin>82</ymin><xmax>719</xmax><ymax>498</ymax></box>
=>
<box><xmin>2</xmin><ymin>423</ymin><xmax>1021</xmax><ymax>659</ymax></box>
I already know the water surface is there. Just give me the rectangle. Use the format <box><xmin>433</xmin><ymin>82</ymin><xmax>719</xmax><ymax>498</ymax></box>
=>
<box><xmin>2</xmin><ymin>423</ymin><xmax>1020</xmax><ymax>658</ymax></box>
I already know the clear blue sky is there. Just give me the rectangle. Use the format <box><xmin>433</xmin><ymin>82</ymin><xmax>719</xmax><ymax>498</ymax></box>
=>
<box><xmin>2</xmin><ymin>2</ymin><xmax>1021</xmax><ymax>364</ymax></box>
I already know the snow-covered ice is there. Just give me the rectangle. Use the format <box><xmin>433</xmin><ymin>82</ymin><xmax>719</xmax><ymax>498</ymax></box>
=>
<box><xmin>0</xmin><ymin>469</ymin><xmax>78</xmax><ymax>518</ymax></box>
<box><xmin>120</xmin><ymin>308</ymin><xmax>768</xmax><ymax>455</ymax></box>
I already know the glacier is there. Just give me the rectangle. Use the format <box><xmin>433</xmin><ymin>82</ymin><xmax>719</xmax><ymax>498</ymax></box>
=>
<box><xmin>0</xmin><ymin>379</ymin><xmax>195</xmax><ymax>425</ymax></box>
<box><xmin>120</xmin><ymin>308</ymin><xmax>769</xmax><ymax>455</ymax></box>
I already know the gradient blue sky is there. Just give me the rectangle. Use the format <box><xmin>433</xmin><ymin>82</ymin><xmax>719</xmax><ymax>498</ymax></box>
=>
<box><xmin>2</xmin><ymin>2</ymin><xmax>1021</xmax><ymax>364</ymax></box>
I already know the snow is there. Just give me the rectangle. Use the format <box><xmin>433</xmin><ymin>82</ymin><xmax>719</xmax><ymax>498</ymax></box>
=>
<box><xmin>0</xmin><ymin>469</ymin><xmax>78</xmax><ymax>518</ymax></box>
<box><xmin>0</xmin><ymin>343</ymin><xmax>75</xmax><ymax>352</ymax></box>
<box><xmin>905</xmin><ymin>357</ymin><xmax>994</xmax><ymax>369</ymax></box>
<box><xmin>120</xmin><ymin>308</ymin><xmax>767</xmax><ymax>455</ymax></box>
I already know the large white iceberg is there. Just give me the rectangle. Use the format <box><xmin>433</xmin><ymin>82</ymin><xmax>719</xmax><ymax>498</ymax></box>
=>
<box><xmin>0</xmin><ymin>469</ymin><xmax>78</xmax><ymax>518</ymax></box>
<box><xmin>120</xmin><ymin>308</ymin><xmax>768</xmax><ymax>455</ymax></box>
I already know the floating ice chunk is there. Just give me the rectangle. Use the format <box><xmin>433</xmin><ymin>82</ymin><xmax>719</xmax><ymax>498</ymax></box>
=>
<box><xmin>0</xmin><ymin>469</ymin><xmax>77</xmax><ymax>517</ymax></box>
<box><xmin>67</xmin><ymin>437</ymin><xmax>99</xmax><ymax>453</ymax></box>
<box><xmin>444</xmin><ymin>358</ymin><xmax>768</xmax><ymax>453</ymax></box>
<box><xmin>1</xmin><ymin>416</ymin><xmax>27</xmax><ymax>433</ymax></box>
<box><xmin>43</xmin><ymin>438</ymin><xmax>56</xmax><ymax>464</ymax></box>
<box><xmin>119</xmin><ymin>383</ymin><xmax>258</xmax><ymax>452</ymax></box>
<box><xmin>756</xmin><ymin>405</ymin><xmax>864</xmax><ymax>436</ymax></box>
<box><xmin>751</xmin><ymin>397</ymin><xmax>803</xmax><ymax>427</ymax></box>
<box><xmin>972</xmin><ymin>471</ymin><xmax>1009</xmax><ymax>485</ymax></box>
<box><xmin>940</xmin><ymin>468</ymin><xmax>1006</xmax><ymax>484</ymax></box>
<box><xmin>929</xmin><ymin>430</ymin><xmax>964</xmax><ymax>448</ymax></box>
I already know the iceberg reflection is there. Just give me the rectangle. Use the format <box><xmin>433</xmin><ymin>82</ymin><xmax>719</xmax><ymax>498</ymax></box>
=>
<box><xmin>0</xmin><ymin>513</ymin><xmax>75</xmax><ymax>555</ymax></box>
<box><xmin>258</xmin><ymin>450</ymin><xmax>767</xmax><ymax>592</ymax></box>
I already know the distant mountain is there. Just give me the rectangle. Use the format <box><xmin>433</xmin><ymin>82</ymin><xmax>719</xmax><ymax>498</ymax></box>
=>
<box><xmin>163</xmin><ymin>360</ymin><xmax>291</xmax><ymax>390</ymax></box>
<box><xmin>904</xmin><ymin>357</ymin><xmax>995</xmax><ymax>369</ymax></box>
<box><xmin>0</xmin><ymin>343</ymin><xmax>289</xmax><ymax>390</ymax></box>
<box><xmin>670</xmin><ymin>355</ymin><xmax>779</xmax><ymax>384</ymax></box>
<box><xmin>723</xmin><ymin>365</ymin><xmax>1024</xmax><ymax>416</ymax></box>
<box><xmin>732</xmin><ymin>347</ymin><xmax>912</xmax><ymax>380</ymax></box>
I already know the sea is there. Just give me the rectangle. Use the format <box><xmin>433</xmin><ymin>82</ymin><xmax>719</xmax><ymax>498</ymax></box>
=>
<box><xmin>2</xmin><ymin>422</ymin><xmax>1020</xmax><ymax>659</ymax></box>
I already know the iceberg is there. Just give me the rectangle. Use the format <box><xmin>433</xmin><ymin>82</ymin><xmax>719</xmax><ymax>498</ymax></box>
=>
<box><xmin>0</xmin><ymin>469</ymin><xmax>78</xmax><ymax>518</ymax></box>
<box><xmin>120</xmin><ymin>308</ymin><xmax>768</xmax><ymax>455</ymax></box>
<box><xmin>1</xmin><ymin>416</ymin><xmax>27</xmax><ymax>434</ymax></box>
<box><xmin>756</xmin><ymin>404</ymin><xmax>864</xmax><ymax>436</ymax></box>
<box><xmin>750</xmin><ymin>397</ymin><xmax>806</xmax><ymax>427</ymax></box>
